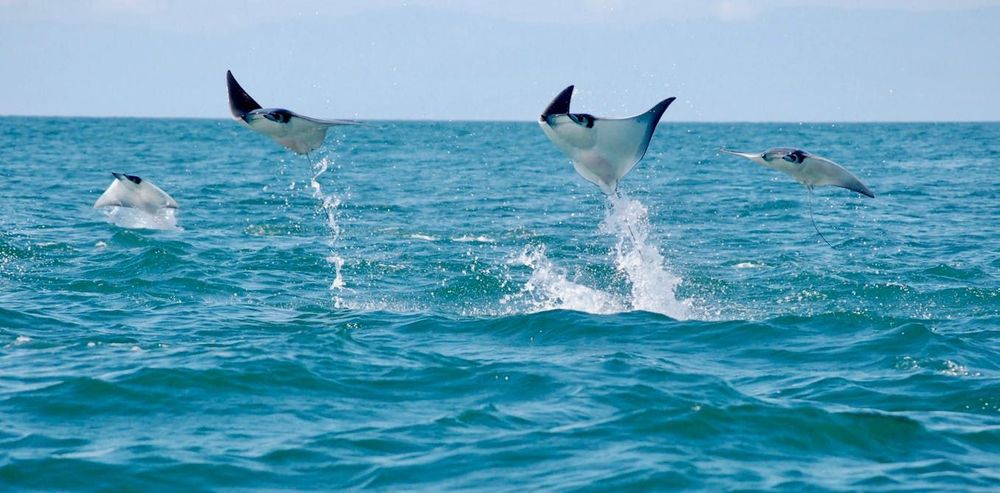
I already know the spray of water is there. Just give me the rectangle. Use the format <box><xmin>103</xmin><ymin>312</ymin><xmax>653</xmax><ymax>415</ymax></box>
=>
<box><xmin>309</xmin><ymin>156</ymin><xmax>346</xmax><ymax>292</ymax></box>
<box><xmin>602</xmin><ymin>193</ymin><xmax>690</xmax><ymax>319</ymax></box>
<box><xmin>504</xmin><ymin>245</ymin><xmax>626</xmax><ymax>314</ymax></box>
<box><xmin>100</xmin><ymin>207</ymin><xmax>182</xmax><ymax>231</ymax></box>
<box><xmin>508</xmin><ymin>193</ymin><xmax>691</xmax><ymax>320</ymax></box>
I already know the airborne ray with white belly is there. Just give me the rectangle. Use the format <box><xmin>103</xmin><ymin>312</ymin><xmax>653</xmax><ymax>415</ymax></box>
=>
<box><xmin>538</xmin><ymin>85</ymin><xmax>675</xmax><ymax>195</ymax></box>
<box><xmin>227</xmin><ymin>70</ymin><xmax>358</xmax><ymax>155</ymax></box>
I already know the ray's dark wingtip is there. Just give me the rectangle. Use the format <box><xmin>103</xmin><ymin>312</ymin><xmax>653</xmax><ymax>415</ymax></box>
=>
<box><xmin>541</xmin><ymin>85</ymin><xmax>575</xmax><ymax>120</ymax></box>
<box><xmin>646</xmin><ymin>95</ymin><xmax>677</xmax><ymax>130</ymax></box>
<box><xmin>226</xmin><ymin>69</ymin><xmax>262</xmax><ymax>118</ymax></box>
<box><xmin>651</xmin><ymin>96</ymin><xmax>677</xmax><ymax>113</ymax></box>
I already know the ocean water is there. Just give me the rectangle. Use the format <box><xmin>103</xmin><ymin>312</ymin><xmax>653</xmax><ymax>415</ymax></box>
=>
<box><xmin>0</xmin><ymin>117</ymin><xmax>998</xmax><ymax>491</ymax></box>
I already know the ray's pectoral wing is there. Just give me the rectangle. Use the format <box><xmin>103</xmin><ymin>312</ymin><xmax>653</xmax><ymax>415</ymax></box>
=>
<box><xmin>289</xmin><ymin>111</ymin><xmax>360</xmax><ymax>127</ymax></box>
<box><xmin>804</xmin><ymin>156</ymin><xmax>875</xmax><ymax>198</ymax></box>
<box><xmin>150</xmin><ymin>184</ymin><xmax>179</xmax><ymax>209</ymax></box>
<box><xmin>131</xmin><ymin>183</ymin><xmax>178</xmax><ymax>214</ymax></box>
<box><xmin>588</xmin><ymin>97</ymin><xmax>676</xmax><ymax>187</ymax></box>
<box><xmin>93</xmin><ymin>179</ymin><xmax>126</xmax><ymax>208</ymax></box>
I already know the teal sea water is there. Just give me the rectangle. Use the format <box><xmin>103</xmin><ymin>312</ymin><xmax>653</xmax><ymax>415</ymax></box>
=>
<box><xmin>1</xmin><ymin>117</ymin><xmax>998</xmax><ymax>490</ymax></box>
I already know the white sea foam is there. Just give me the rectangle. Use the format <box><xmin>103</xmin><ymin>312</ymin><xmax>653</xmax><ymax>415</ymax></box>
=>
<box><xmin>100</xmin><ymin>207</ymin><xmax>181</xmax><ymax>231</ymax></box>
<box><xmin>411</xmin><ymin>233</ymin><xmax>438</xmax><ymax>242</ymax></box>
<box><xmin>452</xmin><ymin>235</ymin><xmax>495</xmax><ymax>243</ymax></box>
<box><xmin>940</xmin><ymin>359</ymin><xmax>980</xmax><ymax>377</ymax></box>
<box><xmin>54</xmin><ymin>448</ymin><xmax>117</xmax><ymax>459</ymax></box>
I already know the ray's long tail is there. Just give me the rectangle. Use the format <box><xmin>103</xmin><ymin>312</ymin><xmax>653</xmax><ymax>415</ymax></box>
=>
<box><xmin>807</xmin><ymin>186</ymin><xmax>834</xmax><ymax>248</ymax></box>
<box><xmin>614</xmin><ymin>190</ymin><xmax>644</xmax><ymax>260</ymax></box>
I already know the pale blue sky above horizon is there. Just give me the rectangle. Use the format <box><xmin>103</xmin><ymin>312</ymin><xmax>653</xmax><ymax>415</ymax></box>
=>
<box><xmin>1</xmin><ymin>0</ymin><xmax>998</xmax><ymax>121</ymax></box>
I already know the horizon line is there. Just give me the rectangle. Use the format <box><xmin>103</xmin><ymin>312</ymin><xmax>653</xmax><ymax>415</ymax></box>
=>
<box><xmin>1</xmin><ymin>114</ymin><xmax>998</xmax><ymax>125</ymax></box>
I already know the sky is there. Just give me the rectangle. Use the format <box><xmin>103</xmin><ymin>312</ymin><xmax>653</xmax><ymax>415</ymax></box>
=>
<box><xmin>1</xmin><ymin>0</ymin><xmax>998</xmax><ymax>121</ymax></box>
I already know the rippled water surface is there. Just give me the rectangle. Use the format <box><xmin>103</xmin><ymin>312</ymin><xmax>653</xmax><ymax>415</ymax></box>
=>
<box><xmin>1</xmin><ymin>117</ymin><xmax>998</xmax><ymax>491</ymax></box>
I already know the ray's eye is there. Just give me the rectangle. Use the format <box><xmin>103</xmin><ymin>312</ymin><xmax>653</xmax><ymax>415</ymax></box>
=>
<box><xmin>568</xmin><ymin>114</ymin><xmax>594</xmax><ymax>128</ymax></box>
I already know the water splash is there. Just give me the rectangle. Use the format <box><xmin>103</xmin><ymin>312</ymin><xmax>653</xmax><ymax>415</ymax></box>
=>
<box><xmin>602</xmin><ymin>193</ymin><xmax>690</xmax><ymax>320</ymax></box>
<box><xmin>309</xmin><ymin>156</ymin><xmax>345</xmax><ymax>291</ymax></box>
<box><xmin>99</xmin><ymin>207</ymin><xmax>181</xmax><ymax>231</ymax></box>
<box><xmin>504</xmin><ymin>245</ymin><xmax>625</xmax><ymax>314</ymax></box>
<box><xmin>506</xmin><ymin>194</ymin><xmax>691</xmax><ymax>319</ymax></box>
